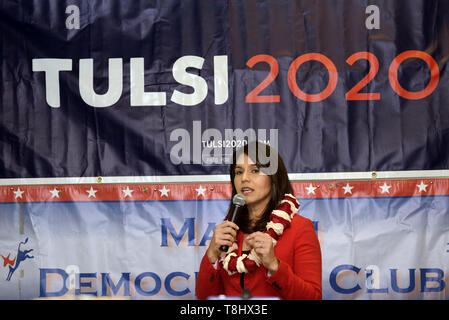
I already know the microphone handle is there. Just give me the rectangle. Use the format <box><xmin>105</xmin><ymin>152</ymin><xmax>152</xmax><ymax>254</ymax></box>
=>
<box><xmin>220</xmin><ymin>205</ymin><xmax>241</xmax><ymax>252</ymax></box>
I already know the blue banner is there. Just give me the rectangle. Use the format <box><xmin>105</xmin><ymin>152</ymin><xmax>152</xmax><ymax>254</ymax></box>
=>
<box><xmin>1</xmin><ymin>0</ymin><xmax>449</xmax><ymax>177</ymax></box>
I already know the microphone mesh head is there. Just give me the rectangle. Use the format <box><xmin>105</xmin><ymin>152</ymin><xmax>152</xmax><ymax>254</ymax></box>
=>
<box><xmin>232</xmin><ymin>194</ymin><xmax>246</xmax><ymax>206</ymax></box>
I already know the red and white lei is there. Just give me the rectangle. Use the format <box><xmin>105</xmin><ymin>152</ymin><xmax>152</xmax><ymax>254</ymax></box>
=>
<box><xmin>220</xmin><ymin>194</ymin><xmax>300</xmax><ymax>275</ymax></box>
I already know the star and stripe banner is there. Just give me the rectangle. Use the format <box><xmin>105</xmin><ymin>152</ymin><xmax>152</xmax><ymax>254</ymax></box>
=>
<box><xmin>1</xmin><ymin>0</ymin><xmax>449</xmax><ymax>300</ymax></box>
<box><xmin>2</xmin><ymin>178</ymin><xmax>449</xmax><ymax>203</ymax></box>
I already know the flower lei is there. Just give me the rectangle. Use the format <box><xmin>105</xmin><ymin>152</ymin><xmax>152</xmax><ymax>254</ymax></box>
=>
<box><xmin>220</xmin><ymin>194</ymin><xmax>300</xmax><ymax>275</ymax></box>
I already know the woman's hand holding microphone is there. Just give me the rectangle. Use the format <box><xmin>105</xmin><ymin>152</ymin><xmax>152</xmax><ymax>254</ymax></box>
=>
<box><xmin>206</xmin><ymin>221</ymin><xmax>239</xmax><ymax>264</ymax></box>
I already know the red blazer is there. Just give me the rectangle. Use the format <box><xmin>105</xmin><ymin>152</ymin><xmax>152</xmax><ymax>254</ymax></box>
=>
<box><xmin>195</xmin><ymin>214</ymin><xmax>322</xmax><ymax>300</ymax></box>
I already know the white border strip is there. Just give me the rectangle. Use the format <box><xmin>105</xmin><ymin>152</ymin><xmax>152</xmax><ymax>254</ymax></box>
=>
<box><xmin>1</xmin><ymin>170</ymin><xmax>449</xmax><ymax>185</ymax></box>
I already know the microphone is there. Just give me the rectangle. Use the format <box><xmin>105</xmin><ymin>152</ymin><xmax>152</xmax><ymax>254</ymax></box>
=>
<box><xmin>220</xmin><ymin>194</ymin><xmax>246</xmax><ymax>252</ymax></box>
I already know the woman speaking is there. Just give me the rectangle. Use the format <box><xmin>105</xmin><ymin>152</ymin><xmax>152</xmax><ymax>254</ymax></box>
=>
<box><xmin>196</xmin><ymin>141</ymin><xmax>322</xmax><ymax>300</ymax></box>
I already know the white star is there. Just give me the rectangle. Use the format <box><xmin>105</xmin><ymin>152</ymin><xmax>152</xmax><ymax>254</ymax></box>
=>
<box><xmin>122</xmin><ymin>186</ymin><xmax>134</xmax><ymax>198</ymax></box>
<box><xmin>379</xmin><ymin>183</ymin><xmax>392</xmax><ymax>194</ymax></box>
<box><xmin>86</xmin><ymin>186</ymin><xmax>98</xmax><ymax>198</ymax></box>
<box><xmin>195</xmin><ymin>185</ymin><xmax>206</xmax><ymax>197</ymax></box>
<box><xmin>50</xmin><ymin>188</ymin><xmax>60</xmax><ymax>198</ymax></box>
<box><xmin>342</xmin><ymin>183</ymin><xmax>354</xmax><ymax>194</ymax></box>
<box><xmin>159</xmin><ymin>186</ymin><xmax>170</xmax><ymax>197</ymax></box>
<box><xmin>13</xmin><ymin>188</ymin><xmax>24</xmax><ymax>199</ymax></box>
<box><xmin>417</xmin><ymin>181</ymin><xmax>428</xmax><ymax>192</ymax></box>
<box><xmin>305</xmin><ymin>184</ymin><xmax>317</xmax><ymax>195</ymax></box>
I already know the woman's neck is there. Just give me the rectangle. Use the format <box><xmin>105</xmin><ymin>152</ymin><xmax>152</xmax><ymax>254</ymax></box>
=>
<box><xmin>247</xmin><ymin>198</ymin><xmax>270</xmax><ymax>225</ymax></box>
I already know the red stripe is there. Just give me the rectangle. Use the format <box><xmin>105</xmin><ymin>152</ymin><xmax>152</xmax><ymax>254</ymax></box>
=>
<box><xmin>244</xmin><ymin>258</ymin><xmax>258</xmax><ymax>272</ymax></box>
<box><xmin>266</xmin><ymin>228</ymin><xmax>279</xmax><ymax>240</ymax></box>
<box><xmin>2</xmin><ymin>178</ymin><xmax>449</xmax><ymax>202</ymax></box>
<box><xmin>277</xmin><ymin>202</ymin><xmax>294</xmax><ymax>215</ymax></box>
<box><xmin>283</xmin><ymin>194</ymin><xmax>300</xmax><ymax>208</ymax></box>
<box><xmin>227</xmin><ymin>256</ymin><xmax>237</xmax><ymax>272</ymax></box>
<box><xmin>270</xmin><ymin>214</ymin><xmax>290</xmax><ymax>228</ymax></box>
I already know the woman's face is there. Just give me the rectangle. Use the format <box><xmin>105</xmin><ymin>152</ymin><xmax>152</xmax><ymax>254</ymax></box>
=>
<box><xmin>233</xmin><ymin>153</ymin><xmax>272</xmax><ymax>210</ymax></box>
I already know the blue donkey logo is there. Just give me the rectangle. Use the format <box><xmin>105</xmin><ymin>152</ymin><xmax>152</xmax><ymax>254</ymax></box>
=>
<box><xmin>1</xmin><ymin>238</ymin><xmax>34</xmax><ymax>281</ymax></box>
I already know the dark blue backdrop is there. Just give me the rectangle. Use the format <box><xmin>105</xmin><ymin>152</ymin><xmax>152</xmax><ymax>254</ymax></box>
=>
<box><xmin>1</xmin><ymin>0</ymin><xmax>449</xmax><ymax>178</ymax></box>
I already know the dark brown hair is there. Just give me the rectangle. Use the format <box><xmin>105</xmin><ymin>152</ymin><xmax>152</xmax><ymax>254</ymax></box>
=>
<box><xmin>226</xmin><ymin>141</ymin><xmax>293</xmax><ymax>233</ymax></box>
